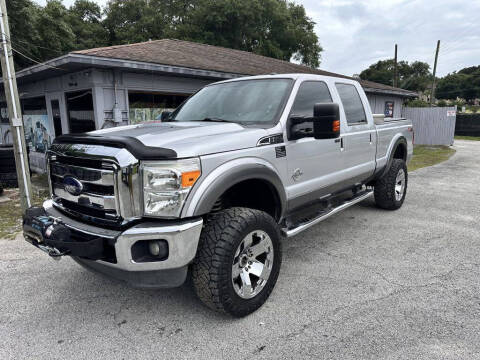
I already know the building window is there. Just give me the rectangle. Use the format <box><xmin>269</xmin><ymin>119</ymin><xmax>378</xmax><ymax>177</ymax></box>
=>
<box><xmin>66</xmin><ymin>90</ymin><xmax>96</xmax><ymax>134</ymax></box>
<box><xmin>21</xmin><ymin>96</ymin><xmax>51</xmax><ymax>153</ymax></box>
<box><xmin>128</xmin><ymin>92</ymin><xmax>188</xmax><ymax>124</ymax></box>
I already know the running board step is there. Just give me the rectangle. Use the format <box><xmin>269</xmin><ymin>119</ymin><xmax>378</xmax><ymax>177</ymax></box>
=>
<box><xmin>282</xmin><ymin>190</ymin><xmax>374</xmax><ymax>238</ymax></box>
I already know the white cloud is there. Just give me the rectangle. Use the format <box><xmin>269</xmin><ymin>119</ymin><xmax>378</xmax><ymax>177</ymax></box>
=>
<box><xmin>300</xmin><ymin>0</ymin><xmax>480</xmax><ymax>76</ymax></box>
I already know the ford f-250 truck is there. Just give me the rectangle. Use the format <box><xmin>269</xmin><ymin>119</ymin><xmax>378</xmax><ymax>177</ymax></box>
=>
<box><xmin>23</xmin><ymin>74</ymin><xmax>413</xmax><ymax>317</ymax></box>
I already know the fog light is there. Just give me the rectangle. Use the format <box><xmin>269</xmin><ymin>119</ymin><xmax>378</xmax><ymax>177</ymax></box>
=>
<box><xmin>131</xmin><ymin>239</ymin><xmax>168</xmax><ymax>262</ymax></box>
<box><xmin>149</xmin><ymin>240</ymin><xmax>162</xmax><ymax>256</ymax></box>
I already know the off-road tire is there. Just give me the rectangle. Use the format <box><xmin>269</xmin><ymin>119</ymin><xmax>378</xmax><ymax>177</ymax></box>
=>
<box><xmin>192</xmin><ymin>207</ymin><xmax>282</xmax><ymax>317</ymax></box>
<box><xmin>374</xmin><ymin>159</ymin><xmax>408</xmax><ymax>210</ymax></box>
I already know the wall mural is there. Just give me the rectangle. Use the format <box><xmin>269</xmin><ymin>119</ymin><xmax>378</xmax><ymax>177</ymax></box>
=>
<box><xmin>23</xmin><ymin>114</ymin><xmax>52</xmax><ymax>153</ymax></box>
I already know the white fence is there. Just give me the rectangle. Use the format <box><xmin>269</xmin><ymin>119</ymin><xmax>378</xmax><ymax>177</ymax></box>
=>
<box><xmin>403</xmin><ymin>107</ymin><xmax>456</xmax><ymax>146</ymax></box>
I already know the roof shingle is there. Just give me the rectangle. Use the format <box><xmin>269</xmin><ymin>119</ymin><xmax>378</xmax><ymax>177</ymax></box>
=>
<box><xmin>73</xmin><ymin>39</ymin><xmax>417</xmax><ymax>97</ymax></box>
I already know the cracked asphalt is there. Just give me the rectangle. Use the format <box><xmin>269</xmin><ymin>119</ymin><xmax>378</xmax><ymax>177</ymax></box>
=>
<box><xmin>1</xmin><ymin>140</ymin><xmax>480</xmax><ymax>360</ymax></box>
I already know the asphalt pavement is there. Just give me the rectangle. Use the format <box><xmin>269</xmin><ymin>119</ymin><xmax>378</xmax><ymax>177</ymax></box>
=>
<box><xmin>1</xmin><ymin>140</ymin><xmax>479</xmax><ymax>360</ymax></box>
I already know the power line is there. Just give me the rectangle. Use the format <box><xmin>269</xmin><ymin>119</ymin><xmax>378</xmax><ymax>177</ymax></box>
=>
<box><xmin>11</xmin><ymin>47</ymin><xmax>66</xmax><ymax>72</ymax></box>
<box><xmin>11</xmin><ymin>38</ymin><xmax>63</xmax><ymax>54</ymax></box>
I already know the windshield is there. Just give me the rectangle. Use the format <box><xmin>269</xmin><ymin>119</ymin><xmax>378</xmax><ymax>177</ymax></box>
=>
<box><xmin>170</xmin><ymin>79</ymin><xmax>293</xmax><ymax>125</ymax></box>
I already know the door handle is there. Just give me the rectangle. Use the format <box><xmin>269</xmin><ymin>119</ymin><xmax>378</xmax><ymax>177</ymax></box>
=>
<box><xmin>335</xmin><ymin>137</ymin><xmax>344</xmax><ymax>151</ymax></box>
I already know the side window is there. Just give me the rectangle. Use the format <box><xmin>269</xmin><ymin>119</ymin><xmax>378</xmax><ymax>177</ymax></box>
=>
<box><xmin>335</xmin><ymin>83</ymin><xmax>367</xmax><ymax>125</ymax></box>
<box><xmin>290</xmin><ymin>81</ymin><xmax>332</xmax><ymax>117</ymax></box>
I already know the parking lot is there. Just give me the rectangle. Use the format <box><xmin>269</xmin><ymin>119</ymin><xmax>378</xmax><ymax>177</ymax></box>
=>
<box><xmin>1</xmin><ymin>139</ymin><xmax>479</xmax><ymax>360</ymax></box>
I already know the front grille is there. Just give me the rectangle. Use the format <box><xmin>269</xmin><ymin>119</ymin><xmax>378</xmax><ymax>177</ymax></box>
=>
<box><xmin>50</xmin><ymin>156</ymin><xmax>120</xmax><ymax>226</ymax></box>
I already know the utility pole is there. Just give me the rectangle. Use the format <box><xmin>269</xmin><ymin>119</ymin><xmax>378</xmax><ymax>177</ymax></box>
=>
<box><xmin>0</xmin><ymin>0</ymin><xmax>32</xmax><ymax>212</ymax></box>
<box><xmin>429</xmin><ymin>40</ymin><xmax>440</xmax><ymax>106</ymax></box>
<box><xmin>393</xmin><ymin>44</ymin><xmax>398</xmax><ymax>88</ymax></box>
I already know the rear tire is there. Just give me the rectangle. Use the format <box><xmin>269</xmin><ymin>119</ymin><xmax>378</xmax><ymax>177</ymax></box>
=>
<box><xmin>374</xmin><ymin>159</ymin><xmax>408</xmax><ymax>210</ymax></box>
<box><xmin>192</xmin><ymin>207</ymin><xmax>282</xmax><ymax>317</ymax></box>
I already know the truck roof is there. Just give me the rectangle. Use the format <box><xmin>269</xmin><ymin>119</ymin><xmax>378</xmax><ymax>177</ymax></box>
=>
<box><xmin>211</xmin><ymin>73</ymin><xmax>360</xmax><ymax>86</ymax></box>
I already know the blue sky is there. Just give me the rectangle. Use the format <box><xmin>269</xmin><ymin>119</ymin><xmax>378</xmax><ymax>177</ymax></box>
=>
<box><xmin>33</xmin><ymin>0</ymin><xmax>480</xmax><ymax>77</ymax></box>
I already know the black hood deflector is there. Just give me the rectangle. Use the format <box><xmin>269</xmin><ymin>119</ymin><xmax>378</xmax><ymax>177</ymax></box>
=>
<box><xmin>53</xmin><ymin>133</ymin><xmax>177</xmax><ymax>160</ymax></box>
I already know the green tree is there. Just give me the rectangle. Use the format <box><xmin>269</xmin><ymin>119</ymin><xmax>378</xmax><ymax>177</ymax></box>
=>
<box><xmin>103</xmin><ymin>0</ymin><xmax>169</xmax><ymax>44</ymax></box>
<box><xmin>436</xmin><ymin>70</ymin><xmax>480</xmax><ymax>101</ymax></box>
<box><xmin>104</xmin><ymin>0</ymin><xmax>322</xmax><ymax>67</ymax></box>
<box><xmin>35</xmin><ymin>0</ymin><xmax>76</xmax><ymax>59</ymax></box>
<box><xmin>359</xmin><ymin>59</ymin><xmax>431</xmax><ymax>91</ymax></box>
<box><xmin>172</xmin><ymin>0</ymin><xmax>321</xmax><ymax>67</ymax></box>
<box><xmin>5</xmin><ymin>0</ymin><xmax>42</xmax><ymax>69</ymax></box>
<box><xmin>8</xmin><ymin>0</ymin><xmax>322</xmax><ymax>70</ymax></box>
<box><xmin>68</xmin><ymin>0</ymin><xmax>109</xmax><ymax>50</ymax></box>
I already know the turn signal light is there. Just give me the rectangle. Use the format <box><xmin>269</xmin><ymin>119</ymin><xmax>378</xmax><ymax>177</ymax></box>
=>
<box><xmin>332</xmin><ymin>120</ymin><xmax>340</xmax><ymax>132</ymax></box>
<box><xmin>181</xmin><ymin>170</ymin><xmax>201</xmax><ymax>188</ymax></box>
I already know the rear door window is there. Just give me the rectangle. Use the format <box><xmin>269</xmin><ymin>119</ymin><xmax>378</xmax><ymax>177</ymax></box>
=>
<box><xmin>335</xmin><ymin>83</ymin><xmax>367</xmax><ymax>125</ymax></box>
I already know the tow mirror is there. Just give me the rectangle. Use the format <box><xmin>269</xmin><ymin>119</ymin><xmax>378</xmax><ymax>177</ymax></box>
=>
<box><xmin>312</xmin><ymin>103</ymin><xmax>341</xmax><ymax>139</ymax></box>
<box><xmin>160</xmin><ymin>111</ymin><xmax>172</xmax><ymax>121</ymax></box>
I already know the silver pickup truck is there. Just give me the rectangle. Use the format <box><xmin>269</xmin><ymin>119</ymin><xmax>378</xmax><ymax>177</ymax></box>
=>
<box><xmin>23</xmin><ymin>74</ymin><xmax>413</xmax><ymax>317</ymax></box>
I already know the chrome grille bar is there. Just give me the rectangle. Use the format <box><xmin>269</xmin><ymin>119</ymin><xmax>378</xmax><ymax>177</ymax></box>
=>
<box><xmin>51</xmin><ymin>163</ymin><xmax>114</xmax><ymax>186</ymax></box>
<box><xmin>52</xmin><ymin>184</ymin><xmax>117</xmax><ymax>210</ymax></box>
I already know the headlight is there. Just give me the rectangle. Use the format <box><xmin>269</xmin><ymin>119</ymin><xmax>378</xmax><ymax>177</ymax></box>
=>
<box><xmin>141</xmin><ymin>158</ymin><xmax>201</xmax><ymax>217</ymax></box>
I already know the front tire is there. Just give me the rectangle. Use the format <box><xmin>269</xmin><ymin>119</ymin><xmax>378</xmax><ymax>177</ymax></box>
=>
<box><xmin>192</xmin><ymin>207</ymin><xmax>282</xmax><ymax>317</ymax></box>
<box><xmin>374</xmin><ymin>159</ymin><xmax>408</xmax><ymax>210</ymax></box>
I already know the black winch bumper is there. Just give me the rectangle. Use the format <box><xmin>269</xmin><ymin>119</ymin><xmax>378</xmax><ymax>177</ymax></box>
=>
<box><xmin>22</xmin><ymin>200</ymin><xmax>204</xmax><ymax>288</ymax></box>
<box><xmin>23</xmin><ymin>207</ymin><xmax>112</xmax><ymax>261</ymax></box>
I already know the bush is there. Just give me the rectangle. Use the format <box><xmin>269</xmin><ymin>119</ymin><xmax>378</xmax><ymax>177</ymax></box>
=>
<box><xmin>405</xmin><ymin>99</ymin><xmax>430</xmax><ymax>107</ymax></box>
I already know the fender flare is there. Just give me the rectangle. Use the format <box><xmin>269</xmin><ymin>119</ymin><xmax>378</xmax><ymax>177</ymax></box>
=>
<box><xmin>379</xmin><ymin>136</ymin><xmax>407</xmax><ymax>178</ymax></box>
<box><xmin>182</xmin><ymin>158</ymin><xmax>287</xmax><ymax>220</ymax></box>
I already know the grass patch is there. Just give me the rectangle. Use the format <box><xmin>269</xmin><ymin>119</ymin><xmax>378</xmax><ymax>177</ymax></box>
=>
<box><xmin>0</xmin><ymin>174</ymin><xmax>49</xmax><ymax>240</ymax></box>
<box><xmin>409</xmin><ymin>145</ymin><xmax>456</xmax><ymax>171</ymax></box>
<box><xmin>0</xmin><ymin>190</ymin><xmax>47</xmax><ymax>240</ymax></box>
<box><xmin>454</xmin><ymin>135</ymin><xmax>480</xmax><ymax>141</ymax></box>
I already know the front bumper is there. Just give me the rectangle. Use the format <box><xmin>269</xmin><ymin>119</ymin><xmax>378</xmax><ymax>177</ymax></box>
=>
<box><xmin>23</xmin><ymin>200</ymin><xmax>203</xmax><ymax>288</ymax></box>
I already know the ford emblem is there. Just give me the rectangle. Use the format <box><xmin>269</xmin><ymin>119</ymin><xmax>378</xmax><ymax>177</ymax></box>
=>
<box><xmin>63</xmin><ymin>176</ymin><xmax>83</xmax><ymax>196</ymax></box>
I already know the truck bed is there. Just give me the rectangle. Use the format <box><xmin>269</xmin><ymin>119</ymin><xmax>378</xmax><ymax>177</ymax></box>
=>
<box><xmin>375</xmin><ymin>118</ymin><xmax>413</xmax><ymax>169</ymax></box>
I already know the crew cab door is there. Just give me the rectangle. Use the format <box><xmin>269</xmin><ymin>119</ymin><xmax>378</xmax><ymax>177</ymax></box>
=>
<box><xmin>334</xmin><ymin>83</ymin><xmax>376</xmax><ymax>184</ymax></box>
<box><xmin>285</xmin><ymin>81</ymin><xmax>347</xmax><ymax>210</ymax></box>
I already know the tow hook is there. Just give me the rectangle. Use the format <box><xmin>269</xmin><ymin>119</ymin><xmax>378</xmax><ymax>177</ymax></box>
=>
<box><xmin>37</xmin><ymin>244</ymin><xmax>70</xmax><ymax>261</ymax></box>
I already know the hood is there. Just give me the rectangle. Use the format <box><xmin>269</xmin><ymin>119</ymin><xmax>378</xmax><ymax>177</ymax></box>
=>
<box><xmin>90</xmin><ymin>121</ymin><xmax>269</xmax><ymax>158</ymax></box>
